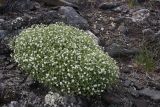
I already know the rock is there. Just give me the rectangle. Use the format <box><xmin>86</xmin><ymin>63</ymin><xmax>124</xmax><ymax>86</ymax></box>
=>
<box><xmin>3</xmin><ymin>17</ymin><xmax>25</xmax><ymax>30</ymax></box>
<box><xmin>99</xmin><ymin>2</ymin><xmax>120</xmax><ymax>10</ymax></box>
<box><xmin>142</xmin><ymin>28</ymin><xmax>154</xmax><ymax>35</ymax></box>
<box><xmin>24</xmin><ymin>75</ymin><xmax>34</xmax><ymax>86</ymax></box>
<box><xmin>142</xmin><ymin>28</ymin><xmax>155</xmax><ymax>40</ymax></box>
<box><xmin>66</xmin><ymin>0</ymin><xmax>79</xmax><ymax>4</ymax></box>
<box><xmin>155</xmin><ymin>30</ymin><xmax>160</xmax><ymax>37</ymax></box>
<box><xmin>130</xmin><ymin>9</ymin><xmax>150</xmax><ymax>22</ymax></box>
<box><xmin>0</xmin><ymin>19</ymin><xmax>5</xmax><ymax>23</ymax></box>
<box><xmin>137</xmin><ymin>0</ymin><xmax>149</xmax><ymax>3</ymax></box>
<box><xmin>39</xmin><ymin>0</ymin><xmax>78</xmax><ymax>8</ymax></box>
<box><xmin>105</xmin><ymin>43</ymin><xmax>139</xmax><ymax>58</ymax></box>
<box><xmin>85</xmin><ymin>30</ymin><xmax>99</xmax><ymax>45</ymax></box>
<box><xmin>2</xmin><ymin>11</ymin><xmax>59</xmax><ymax>31</ymax></box>
<box><xmin>58</xmin><ymin>6</ymin><xmax>89</xmax><ymax>29</ymax></box>
<box><xmin>118</xmin><ymin>23</ymin><xmax>128</xmax><ymax>35</ymax></box>
<box><xmin>45</xmin><ymin>92</ymin><xmax>63</xmax><ymax>106</ymax></box>
<box><xmin>0</xmin><ymin>30</ymin><xmax>8</xmax><ymax>40</ymax></box>
<box><xmin>139</xmin><ymin>88</ymin><xmax>160</xmax><ymax>101</ymax></box>
<box><xmin>8</xmin><ymin>101</ymin><xmax>19</xmax><ymax>107</ymax></box>
<box><xmin>90</xmin><ymin>101</ymin><xmax>105</xmax><ymax>107</ymax></box>
<box><xmin>124</xmin><ymin>80</ymin><xmax>131</xmax><ymax>87</ymax></box>
<box><xmin>134</xmin><ymin>82</ymin><xmax>145</xmax><ymax>90</ymax></box>
<box><xmin>122</xmin><ymin>67</ymin><xmax>132</xmax><ymax>74</ymax></box>
<box><xmin>113</xmin><ymin>5</ymin><xmax>129</xmax><ymax>13</ymax></box>
<box><xmin>102</xmin><ymin>93</ymin><xmax>123</xmax><ymax>105</ymax></box>
<box><xmin>6</xmin><ymin>63</ymin><xmax>17</xmax><ymax>69</ymax></box>
<box><xmin>128</xmin><ymin>88</ymin><xmax>139</xmax><ymax>97</ymax></box>
<box><xmin>20</xmin><ymin>91</ymin><xmax>43</xmax><ymax>106</ymax></box>
<box><xmin>149</xmin><ymin>81</ymin><xmax>160</xmax><ymax>90</ymax></box>
<box><xmin>3</xmin><ymin>0</ymin><xmax>33</xmax><ymax>12</ymax></box>
<box><xmin>45</xmin><ymin>92</ymin><xmax>86</xmax><ymax>107</ymax></box>
<box><xmin>132</xmin><ymin>100</ymin><xmax>148</xmax><ymax>107</ymax></box>
<box><xmin>30</xmin><ymin>1</ymin><xmax>41</xmax><ymax>11</ymax></box>
<box><xmin>0</xmin><ymin>43</ymin><xmax>11</xmax><ymax>55</ymax></box>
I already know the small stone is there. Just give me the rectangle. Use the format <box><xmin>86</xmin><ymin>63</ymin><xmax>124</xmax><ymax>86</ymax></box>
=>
<box><xmin>8</xmin><ymin>101</ymin><xmax>19</xmax><ymax>107</ymax></box>
<box><xmin>134</xmin><ymin>82</ymin><xmax>145</xmax><ymax>90</ymax></box>
<box><xmin>133</xmin><ymin>100</ymin><xmax>148</xmax><ymax>107</ymax></box>
<box><xmin>105</xmin><ymin>43</ymin><xmax>139</xmax><ymax>58</ymax></box>
<box><xmin>142</xmin><ymin>28</ymin><xmax>154</xmax><ymax>35</ymax></box>
<box><xmin>155</xmin><ymin>30</ymin><xmax>160</xmax><ymax>37</ymax></box>
<box><xmin>99</xmin><ymin>2</ymin><xmax>120</xmax><ymax>10</ymax></box>
<box><xmin>30</xmin><ymin>2</ymin><xmax>41</xmax><ymax>10</ymax></box>
<box><xmin>85</xmin><ymin>30</ymin><xmax>99</xmax><ymax>45</ymax></box>
<box><xmin>128</xmin><ymin>88</ymin><xmax>139</xmax><ymax>97</ymax></box>
<box><xmin>6</xmin><ymin>63</ymin><xmax>17</xmax><ymax>69</ymax></box>
<box><xmin>118</xmin><ymin>23</ymin><xmax>128</xmax><ymax>35</ymax></box>
<box><xmin>124</xmin><ymin>80</ymin><xmax>131</xmax><ymax>87</ymax></box>
<box><xmin>0</xmin><ymin>30</ymin><xmax>8</xmax><ymax>40</ymax></box>
<box><xmin>25</xmin><ymin>75</ymin><xmax>34</xmax><ymax>86</ymax></box>
<box><xmin>130</xmin><ymin>9</ymin><xmax>150</xmax><ymax>22</ymax></box>
<box><xmin>0</xmin><ymin>19</ymin><xmax>5</xmax><ymax>23</ymax></box>
<box><xmin>45</xmin><ymin>92</ymin><xmax>63</xmax><ymax>106</ymax></box>
<box><xmin>113</xmin><ymin>5</ymin><xmax>129</xmax><ymax>13</ymax></box>
<box><xmin>102</xmin><ymin>93</ymin><xmax>123</xmax><ymax>105</ymax></box>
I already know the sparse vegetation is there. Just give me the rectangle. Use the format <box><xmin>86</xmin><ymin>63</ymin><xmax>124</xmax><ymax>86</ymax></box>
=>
<box><xmin>128</xmin><ymin>0</ymin><xmax>139</xmax><ymax>7</ymax></box>
<box><xmin>135</xmin><ymin>47</ymin><xmax>156</xmax><ymax>72</ymax></box>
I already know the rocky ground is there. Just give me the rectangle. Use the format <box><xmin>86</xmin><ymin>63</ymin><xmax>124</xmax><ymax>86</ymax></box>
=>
<box><xmin>0</xmin><ymin>0</ymin><xmax>160</xmax><ymax>107</ymax></box>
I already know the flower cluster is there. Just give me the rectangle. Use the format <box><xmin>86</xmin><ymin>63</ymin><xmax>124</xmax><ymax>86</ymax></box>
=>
<box><xmin>11</xmin><ymin>23</ymin><xmax>119</xmax><ymax>96</ymax></box>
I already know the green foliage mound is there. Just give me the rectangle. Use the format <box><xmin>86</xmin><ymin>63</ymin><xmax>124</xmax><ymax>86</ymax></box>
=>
<box><xmin>11</xmin><ymin>23</ymin><xmax>119</xmax><ymax>96</ymax></box>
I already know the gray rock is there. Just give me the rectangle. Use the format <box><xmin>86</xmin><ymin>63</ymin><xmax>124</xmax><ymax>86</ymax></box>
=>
<box><xmin>0</xmin><ymin>19</ymin><xmax>5</xmax><ymax>23</ymax></box>
<box><xmin>30</xmin><ymin>1</ymin><xmax>41</xmax><ymax>10</ymax></box>
<box><xmin>85</xmin><ymin>30</ymin><xmax>99</xmax><ymax>45</ymax></box>
<box><xmin>113</xmin><ymin>5</ymin><xmax>129</xmax><ymax>13</ymax></box>
<box><xmin>39</xmin><ymin>0</ymin><xmax>78</xmax><ymax>8</ymax></box>
<box><xmin>2</xmin><ymin>11</ymin><xmax>59</xmax><ymax>31</ymax></box>
<box><xmin>0</xmin><ymin>30</ymin><xmax>8</xmax><ymax>40</ymax></box>
<box><xmin>8</xmin><ymin>101</ymin><xmax>19</xmax><ymax>107</ymax></box>
<box><xmin>6</xmin><ymin>63</ymin><xmax>17</xmax><ymax>69</ymax></box>
<box><xmin>128</xmin><ymin>88</ymin><xmax>139</xmax><ymax>97</ymax></box>
<box><xmin>3</xmin><ymin>0</ymin><xmax>33</xmax><ymax>12</ymax></box>
<box><xmin>130</xmin><ymin>9</ymin><xmax>150</xmax><ymax>22</ymax></box>
<box><xmin>142</xmin><ymin>28</ymin><xmax>154</xmax><ymax>36</ymax></box>
<box><xmin>66</xmin><ymin>0</ymin><xmax>79</xmax><ymax>4</ymax></box>
<box><xmin>106</xmin><ymin>43</ymin><xmax>139</xmax><ymax>58</ymax></box>
<box><xmin>2</xmin><ymin>105</ymin><xmax>8</xmax><ymax>107</ymax></box>
<box><xmin>3</xmin><ymin>17</ymin><xmax>25</xmax><ymax>30</ymax></box>
<box><xmin>59</xmin><ymin>6</ymin><xmax>89</xmax><ymax>29</ymax></box>
<box><xmin>102</xmin><ymin>93</ymin><xmax>123</xmax><ymax>105</ymax></box>
<box><xmin>99</xmin><ymin>2</ymin><xmax>120</xmax><ymax>10</ymax></box>
<box><xmin>149</xmin><ymin>81</ymin><xmax>160</xmax><ymax>90</ymax></box>
<box><xmin>142</xmin><ymin>28</ymin><xmax>155</xmax><ymax>40</ymax></box>
<box><xmin>134</xmin><ymin>82</ymin><xmax>145</xmax><ymax>90</ymax></box>
<box><xmin>25</xmin><ymin>76</ymin><xmax>34</xmax><ymax>86</ymax></box>
<box><xmin>45</xmin><ymin>92</ymin><xmax>86</xmax><ymax>107</ymax></box>
<box><xmin>132</xmin><ymin>100</ymin><xmax>148</xmax><ymax>107</ymax></box>
<box><xmin>118</xmin><ymin>23</ymin><xmax>128</xmax><ymax>35</ymax></box>
<box><xmin>0</xmin><ymin>43</ymin><xmax>11</xmax><ymax>55</ymax></box>
<box><xmin>124</xmin><ymin>80</ymin><xmax>131</xmax><ymax>87</ymax></box>
<box><xmin>155</xmin><ymin>30</ymin><xmax>160</xmax><ymax>37</ymax></box>
<box><xmin>91</xmin><ymin>101</ymin><xmax>105</xmax><ymax>107</ymax></box>
<box><xmin>139</xmin><ymin>88</ymin><xmax>160</xmax><ymax>101</ymax></box>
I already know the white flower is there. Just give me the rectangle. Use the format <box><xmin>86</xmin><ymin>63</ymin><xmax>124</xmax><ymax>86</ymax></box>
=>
<box><xmin>12</xmin><ymin>23</ymin><xmax>119</xmax><ymax>96</ymax></box>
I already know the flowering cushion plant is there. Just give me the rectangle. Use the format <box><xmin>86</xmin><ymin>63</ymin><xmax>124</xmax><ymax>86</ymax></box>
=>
<box><xmin>10</xmin><ymin>23</ymin><xmax>119</xmax><ymax>96</ymax></box>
